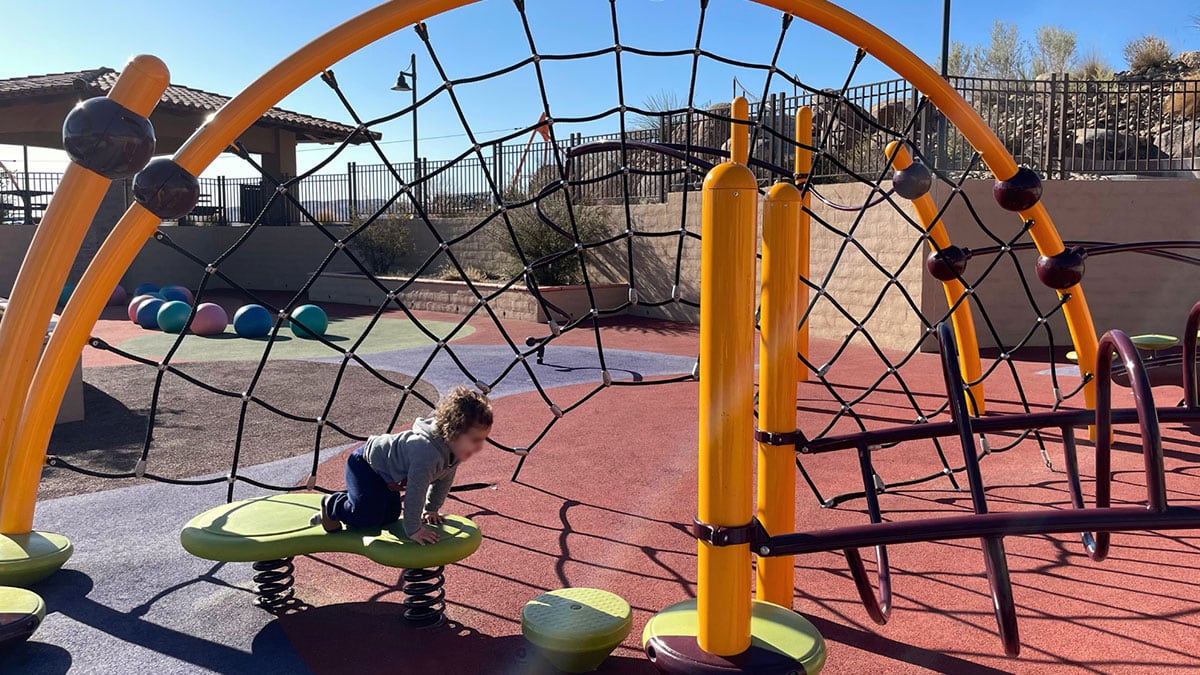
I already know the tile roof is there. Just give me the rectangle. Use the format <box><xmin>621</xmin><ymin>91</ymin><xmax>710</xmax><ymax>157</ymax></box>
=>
<box><xmin>0</xmin><ymin>67</ymin><xmax>373</xmax><ymax>143</ymax></box>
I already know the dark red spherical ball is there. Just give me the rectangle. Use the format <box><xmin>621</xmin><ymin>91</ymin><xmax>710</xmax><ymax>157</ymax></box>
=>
<box><xmin>892</xmin><ymin>161</ymin><xmax>933</xmax><ymax>200</ymax></box>
<box><xmin>132</xmin><ymin>158</ymin><xmax>200</xmax><ymax>219</ymax></box>
<box><xmin>993</xmin><ymin>167</ymin><xmax>1042</xmax><ymax>212</ymax></box>
<box><xmin>1036</xmin><ymin>246</ymin><xmax>1087</xmax><ymax>289</ymax></box>
<box><xmin>926</xmin><ymin>246</ymin><xmax>971</xmax><ymax>281</ymax></box>
<box><xmin>62</xmin><ymin>97</ymin><xmax>155</xmax><ymax>179</ymax></box>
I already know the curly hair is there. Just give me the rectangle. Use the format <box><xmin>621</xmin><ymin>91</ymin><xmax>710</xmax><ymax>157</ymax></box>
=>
<box><xmin>433</xmin><ymin>385</ymin><xmax>493</xmax><ymax>440</ymax></box>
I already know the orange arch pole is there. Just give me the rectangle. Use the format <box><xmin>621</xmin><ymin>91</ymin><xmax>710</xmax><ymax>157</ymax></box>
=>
<box><xmin>1</xmin><ymin>0</ymin><xmax>478</xmax><ymax>532</ymax></box>
<box><xmin>754</xmin><ymin>0</ymin><xmax>1097</xmax><ymax>407</ymax></box>
<box><xmin>884</xmin><ymin>140</ymin><xmax>984</xmax><ymax>414</ymax></box>
<box><xmin>0</xmin><ymin>55</ymin><xmax>169</xmax><ymax>525</ymax></box>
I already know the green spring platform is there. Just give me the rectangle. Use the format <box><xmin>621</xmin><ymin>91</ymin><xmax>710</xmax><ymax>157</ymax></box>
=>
<box><xmin>180</xmin><ymin>492</ymin><xmax>481</xmax><ymax>624</ymax></box>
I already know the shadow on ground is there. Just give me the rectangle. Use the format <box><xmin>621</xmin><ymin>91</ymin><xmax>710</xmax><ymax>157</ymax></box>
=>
<box><xmin>281</xmin><ymin>601</ymin><xmax>654</xmax><ymax>674</ymax></box>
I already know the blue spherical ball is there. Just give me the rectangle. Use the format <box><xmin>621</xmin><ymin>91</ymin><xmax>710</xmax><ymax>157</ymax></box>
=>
<box><xmin>233</xmin><ymin>304</ymin><xmax>273</xmax><ymax>339</ymax></box>
<box><xmin>289</xmin><ymin>304</ymin><xmax>328</xmax><ymax>339</ymax></box>
<box><xmin>133</xmin><ymin>283</ymin><xmax>159</xmax><ymax>296</ymax></box>
<box><xmin>59</xmin><ymin>283</ymin><xmax>76</xmax><ymax>307</ymax></box>
<box><xmin>159</xmin><ymin>285</ymin><xmax>193</xmax><ymax>304</ymax></box>
<box><xmin>157</xmin><ymin>300</ymin><xmax>192</xmax><ymax>334</ymax></box>
<box><xmin>135</xmin><ymin>298</ymin><xmax>166</xmax><ymax>329</ymax></box>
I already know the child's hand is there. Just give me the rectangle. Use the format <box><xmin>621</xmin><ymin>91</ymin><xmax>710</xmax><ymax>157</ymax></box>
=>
<box><xmin>422</xmin><ymin>511</ymin><xmax>444</xmax><ymax>525</ymax></box>
<box><xmin>411</xmin><ymin>527</ymin><xmax>440</xmax><ymax>546</ymax></box>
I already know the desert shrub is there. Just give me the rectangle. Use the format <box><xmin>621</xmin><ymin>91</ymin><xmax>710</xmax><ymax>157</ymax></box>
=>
<box><xmin>494</xmin><ymin>190</ymin><xmax>612</xmax><ymax>286</ymax></box>
<box><xmin>1074</xmin><ymin>50</ymin><xmax>1114</xmax><ymax>81</ymax></box>
<box><xmin>347</xmin><ymin>209</ymin><xmax>414</xmax><ymax>275</ymax></box>
<box><xmin>1031</xmin><ymin>25</ymin><xmax>1077</xmax><ymax>76</ymax></box>
<box><xmin>436</xmin><ymin>264</ymin><xmax>498</xmax><ymax>283</ymax></box>
<box><xmin>1124</xmin><ymin>35</ymin><xmax>1173</xmax><ymax>71</ymax></box>
<box><xmin>976</xmin><ymin>21</ymin><xmax>1030</xmax><ymax>79</ymax></box>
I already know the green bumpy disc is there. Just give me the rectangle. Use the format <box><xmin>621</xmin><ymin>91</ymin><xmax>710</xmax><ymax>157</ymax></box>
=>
<box><xmin>0</xmin><ymin>586</ymin><xmax>47</xmax><ymax>647</ymax></box>
<box><xmin>643</xmin><ymin>599</ymin><xmax>826</xmax><ymax>674</ymax></box>
<box><xmin>0</xmin><ymin>532</ymin><xmax>73</xmax><ymax>587</ymax></box>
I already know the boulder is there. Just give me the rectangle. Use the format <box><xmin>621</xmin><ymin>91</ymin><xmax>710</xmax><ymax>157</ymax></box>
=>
<box><xmin>870</xmin><ymin>99</ymin><xmax>909</xmax><ymax>130</ymax></box>
<box><xmin>1156</xmin><ymin>119</ymin><xmax>1200</xmax><ymax>159</ymax></box>
<box><xmin>1071</xmin><ymin>128</ymin><xmax>1163</xmax><ymax>161</ymax></box>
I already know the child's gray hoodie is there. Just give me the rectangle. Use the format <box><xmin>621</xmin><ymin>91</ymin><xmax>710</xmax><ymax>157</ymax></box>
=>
<box><xmin>362</xmin><ymin>417</ymin><xmax>458</xmax><ymax>537</ymax></box>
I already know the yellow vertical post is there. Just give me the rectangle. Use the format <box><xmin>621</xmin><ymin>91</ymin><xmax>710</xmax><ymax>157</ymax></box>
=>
<box><xmin>884</xmin><ymin>140</ymin><xmax>985</xmax><ymax>414</ymax></box>
<box><xmin>697</xmin><ymin>97</ymin><xmax>757</xmax><ymax>655</ymax></box>
<box><xmin>756</xmin><ymin>180</ymin><xmax>801</xmax><ymax>607</ymax></box>
<box><xmin>795</xmin><ymin>107</ymin><xmax>812</xmax><ymax>382</ymax></box>
<box><xmin>0</xmin><ymin>55</ymin><xmax>169</xmax><ymax>511</ymax></box>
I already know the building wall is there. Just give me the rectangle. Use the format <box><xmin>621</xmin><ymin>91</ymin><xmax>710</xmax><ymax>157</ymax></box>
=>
<box><xmin>121</xmin><ymin>224</ymin><xmax>360</xmax><ymax>293</ymax></box>
<box><xmin>0</xmin><ymin>225</ymin><xmax>35</xmax><ymax>298</ymax></box>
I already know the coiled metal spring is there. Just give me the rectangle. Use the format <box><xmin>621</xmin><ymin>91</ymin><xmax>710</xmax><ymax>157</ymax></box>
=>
<box><xmin>401</xmin><ymin>566</ymin><xmax>446</xmax><ymax>626</ymax></box>
<box><xmin>252</xmin><ymin>557</ymin><xmax>296</xmax><ymax>611</ymax></box>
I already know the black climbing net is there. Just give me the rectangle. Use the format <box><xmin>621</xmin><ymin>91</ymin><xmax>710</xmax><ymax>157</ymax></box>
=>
<box><xmin>52</xmin><ymin>0</ymin><xmax>1148</xmax><ymax>509</ymax></box>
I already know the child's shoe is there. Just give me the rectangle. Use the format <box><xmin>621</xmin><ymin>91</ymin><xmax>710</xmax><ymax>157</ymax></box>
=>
<box><xmin>309</xmin><ymin>495</ymin><xmax>342</xmax><ymax>532</ymax></box>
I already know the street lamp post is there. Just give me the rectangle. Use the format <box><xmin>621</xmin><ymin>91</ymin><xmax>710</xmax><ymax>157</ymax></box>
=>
<box><xmin>391</xmin><ymin>53</ymin><xmax>418</xmax><ymax>189</ymax></box>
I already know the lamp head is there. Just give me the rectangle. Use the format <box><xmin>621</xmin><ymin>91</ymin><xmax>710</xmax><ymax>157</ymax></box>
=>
<box><xmin>391</xmin><ymin>72</ymin><xmax>413</xmax><ymax>92</ymax></box>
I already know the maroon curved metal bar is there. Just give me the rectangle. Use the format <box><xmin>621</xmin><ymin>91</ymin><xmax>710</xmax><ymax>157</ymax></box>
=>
<box><xmin>1056</xmin><ymin>423</ymin><xmax>1101</xmax><ymax>555</ymax></box>
<box><xmin>982</xmin><ymin>536</ymin><xmax>1020</xmax><ymax>657</ymax></box>
<box><xmin>1184</xmin><ymin>300</ymin><xmax>1200</xmax><ymax>408</ymax></box>
<box><xmin>842</xmin><ymin>444</ymin><xmax>892</xmax><ymax>625</ymax></box>
<box><xmin>758</xmin><ymin>321</ymin><xmax>1200</xmax><ymax>656</ymax></box>
<box><xmin>937</xmin><ymin>322</ymin><xmax>1020</xmax><ymax>655</ymax></box>
<box><xmin>1085</xmin><ymin>330</ymin><xmax>1169</xmax><ymax>561</ymax></box>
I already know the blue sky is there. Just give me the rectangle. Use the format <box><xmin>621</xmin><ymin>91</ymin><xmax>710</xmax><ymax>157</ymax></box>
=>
<box><xmin>2</xmin><ymin>0</ymin><xmax>1198</xmax><ymax>178</ymax></box>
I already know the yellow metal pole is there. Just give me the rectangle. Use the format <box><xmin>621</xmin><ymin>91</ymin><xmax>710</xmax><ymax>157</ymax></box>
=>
<box><xmin>884</xmin><ymin>140</ymin><xmax>984</xmax><ymax>414</ymax></box>
<box><xmin>795</xmin><ymin>107</ymin><xmax>811</xmax><ymax>383</ymax></box>
<box><xmin>757</xmin><ymin>0</ymin><xmax>1097</xmax><ymax>408</ymax></box>
<box><xmin>756</xmin><ymin>180</ymin><xmax>801</xmax><ymax>607</ymax></box>
<box><xmin>697</xmin><ymin>97</ymin><xmax>757</xmax><ymax>655</ymax></box>
<box><xmin>2</xmin><ymin>0</ymin><xmax>475</xmax><ymax>532</ymax></box>
<box><xmin>0</xmin><ymin>55</ymin><xmax>169</xmax><ymax>518</ymax></box>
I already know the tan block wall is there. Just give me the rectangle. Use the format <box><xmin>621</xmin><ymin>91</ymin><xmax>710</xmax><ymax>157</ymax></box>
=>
<box><xmin>805</xmin><ymin>183</ymin><xmax>925</xmax><ymax>352</ymax></box>
<box><xmin>310</xmin><ymin>274</ymin><xmax>629</xmax><ymax>323</ymax></box>
<box><xmin>609</xmin><ymin>186</ymin><xmax>924</xmax><ymax>351</ymax></box>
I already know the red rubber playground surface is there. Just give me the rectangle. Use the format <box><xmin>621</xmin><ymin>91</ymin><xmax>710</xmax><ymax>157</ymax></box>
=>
<box><xmin>67</xmin><ymin>302</ymin><xmax>1200</xmax><ymax>673</ymax></box>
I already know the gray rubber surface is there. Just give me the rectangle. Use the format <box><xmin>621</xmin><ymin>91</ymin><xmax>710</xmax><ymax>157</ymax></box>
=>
<box><xmin>0</xmin><ymin>448</ymin><xmax>347</xmax><ymax>675</ymax></box>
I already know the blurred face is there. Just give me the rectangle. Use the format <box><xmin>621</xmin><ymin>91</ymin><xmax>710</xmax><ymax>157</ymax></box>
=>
<box><xmin>449</xmin><ymin>424</ymin><xmax>490</xmax><ymax>462</ymax></box>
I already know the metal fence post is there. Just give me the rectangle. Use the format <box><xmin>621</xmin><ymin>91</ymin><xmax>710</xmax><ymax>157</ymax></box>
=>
<box><xmin>1058</xmin><ymin>73</ymin><xmax>1070</xmax><ymax>180</ymax></box>
<box><xmin>492</xmin><ymin>142</ymin><xmax>502</xmax><ymax>205</ymax></box>
<box><xmin>347</xmin><ymin>162</ymin><xmax>357</xmax><ymax>221</ymax></box>
<box><xmin>1043</xmin><ymin>73</ymin><xmax>1056</xmax><ymax>178</ymax></box>
<box><xmin>415</xmin><ymin>157</ymin><xmax>424</xmax><ymax>207</ymax></box>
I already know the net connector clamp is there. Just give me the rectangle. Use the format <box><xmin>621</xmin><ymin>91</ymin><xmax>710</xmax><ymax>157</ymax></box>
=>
<box><xmin>691</xmin><ymin>517</ymin><xmax>768</xmax><ymax>547</ymax></box>
<box><xmin>754</xmin><ymin>429</ymin><xmax>807</xmax><ymax>446</ymax></box>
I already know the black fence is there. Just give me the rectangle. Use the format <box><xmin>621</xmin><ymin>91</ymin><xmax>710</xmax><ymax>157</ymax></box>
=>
<box><xmin>10</xmin><ymin>76</ymin><xmax>1199</xmax><ymax>224</ymax></box>
<box><xmin>1</xmin><ymin>172</ymin><xmax>61</xmax><ymax>224</ymax></box>
<box><xmin>277</xmin><ymin>76</ymin><xmax>1200</xmax><ymax>219</ymax></box>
